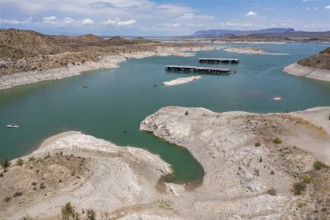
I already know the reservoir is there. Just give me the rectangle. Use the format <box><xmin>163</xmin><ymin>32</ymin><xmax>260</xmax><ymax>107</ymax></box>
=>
<box><xmin>1</xmin><ymin>42</ymin><xmax>330</xmax><ymax>183</ymax></box>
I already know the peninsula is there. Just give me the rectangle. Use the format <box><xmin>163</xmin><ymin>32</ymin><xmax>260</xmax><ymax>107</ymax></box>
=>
<box><xmin>1</xmin><ymin>107</ymin><xmax>330</xmax><ymax>219</ymax></box>
<box><xmin>283</xmin><ymin>47</ymin><xmax>330</xmax><ymax>82</ymax></box>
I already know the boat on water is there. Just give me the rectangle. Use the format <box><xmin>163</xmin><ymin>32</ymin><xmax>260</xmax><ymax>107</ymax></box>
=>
<box><xmin>6</xmin><ymin>124</ymin><xmax>19</xmax><ymax>128</ymax></box>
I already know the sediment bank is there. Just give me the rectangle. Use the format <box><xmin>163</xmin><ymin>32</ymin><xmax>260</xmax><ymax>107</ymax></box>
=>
<box><xmin>0</xmin><ymin>45</ymin><xmax>220</xmax><ymax>90</ymax></box>
<box><xmin>283</xmin><ymin>62</ymin><xmax>330</xmax><ymax>82</ymax></box>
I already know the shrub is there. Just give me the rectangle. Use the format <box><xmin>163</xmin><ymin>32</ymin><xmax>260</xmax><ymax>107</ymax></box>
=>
<box><xmin>28</xmin><ymin>157</ymin><xmax>35</xmax><ymax>162</ymax></box>
<box><xmin>293</xmin><ymin>181</ymin><xmax>306</xmax><ymax>195</ymax></box>
<box><xmin>87</xmin><ymin>209</ymin><xmax>96</xmax><ymax>220</ymax></box>
<box><xmin>255</xmin><ymin>142</ymin><xmax>261</xmax><ymax>147</ymax></box>
<box><xmin>4</xmin><ymin>196</ymin><xmax>11</xmax><ymax>202</ymax></box>
<box><xmin>17</xmin><ymin>158</ymin><xmax>24</xmax><ymax>166</ymax></box>
<box><xmin>156</xmin><ymin>199</ymin><xmax>173</xmax><ymax>210</ymax></box>
<box><xmin>313</xmin><ymin>160</ymin><xmax>329</xmax><ymax>170</ymax></box>
<box><xmin>20</xmin><ymin>215</ymin><xmax>36</xmax><ymax>220</ymax></box>
<box><xmin>267</xmin><ymin>188</ymin><xmax>277</xmax><ymax>196</ymax></box>
<box><xmin>1</xmin><ymin>159</ymin><xmax>11</xmax><ymax>170</ymax></box>
<box><xmin>61</xmin><ymin>202</ymin><xmax>75</xmax><ymax>220</ymax></box>
<box><xmin>13</xmin><ymin>191</ymin><xmax>23</xmax><ymax>197</ymax></box>
<box><xmin>302</xmin><ymin>175</ymin><xmax>311</xmax><ymax>184</ymax></box>
<box><xmin>185</xmin><ymin>111</ymin><xmax>189</xmax><ymax>116</ymax></box>
<box><xmin>273</xmin><ymin>137</ymin><xmax>282</xmax><ymax>144</ymax></box>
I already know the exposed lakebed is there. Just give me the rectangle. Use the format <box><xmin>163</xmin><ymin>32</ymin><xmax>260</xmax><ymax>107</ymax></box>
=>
<box><xmin>1</xmin><ymin>42</ymin><xmax>330</xmax><ymax>183</ymax></box>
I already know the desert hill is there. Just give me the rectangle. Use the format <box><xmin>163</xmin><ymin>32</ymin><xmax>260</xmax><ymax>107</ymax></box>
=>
<box><xmin>298</xmin><ymin>47</ymin><xmax>330</xmax><ymax>70</ymax></box>
<box><xmin>0</xmin><ymin>28</ymin><xmax>159</xmax><ymax>76</ymax></box>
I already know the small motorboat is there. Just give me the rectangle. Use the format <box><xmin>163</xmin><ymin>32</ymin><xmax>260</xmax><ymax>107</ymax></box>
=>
<box><xmin>6</xmin><ymin>124</ymin><xmax>19</xmax><ymax>128</ymax></box>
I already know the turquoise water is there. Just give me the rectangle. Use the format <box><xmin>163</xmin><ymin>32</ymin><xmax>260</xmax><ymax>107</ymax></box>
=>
<box><xmin>1</xmin><ymin>43</ymin><xmax>330</xmax><ymax>183</ymax></box>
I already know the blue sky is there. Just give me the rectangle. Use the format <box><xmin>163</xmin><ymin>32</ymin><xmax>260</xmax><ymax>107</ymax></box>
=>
<box><xmin>1</xmin><ymin>0</ymin><xmax>330</xmax><ymax>36</ymax></box>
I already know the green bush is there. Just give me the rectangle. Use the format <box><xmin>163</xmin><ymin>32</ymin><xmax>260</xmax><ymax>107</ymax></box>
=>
<box><xmin>87</xmin><ymin>209</ymin><xmax>96</xmax><ymax>220</ymax></box>
<box><xmin>313</xmin><ymin>160</ymin><xmax>329</xmax><ymax>170</ymax></box>
<box><xmin>255</xmin><ymin>142</ymin><xmax>261</xmax><ymax>147</ymax></box>
<box><xmin>293</xmin><ymin>181</ymin><xmax>306</xmax><ymax>195</ymax></box>
<box><xmin>273</xmin><ymin>137</ymin><xmax>282</xmax><ymax>144</ymax></box>
<box><xmin>17</xmin><ymin>158</ymin><xmax>24</xmax><ymax>166</ymax></box>
<box><xmin>302</xmin><ymin>175</ymin><xmax>312</xmax><ymax>184</ymax></box>
<box><xmin>1</xmin><ymin>159</ymin><xmax>11</xmax><ymax>170</ymax></box>
<box><xmin>61</xmin><ymin>202</ymin><xmax>75</xmax><ymax>220</ymax></box>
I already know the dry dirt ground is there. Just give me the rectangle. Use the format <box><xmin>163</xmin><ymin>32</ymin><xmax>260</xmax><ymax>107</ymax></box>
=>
<box><xmin>1</xmin><ymin>107</ymin><xmax>330</xmax><ymax>219</ymax></box>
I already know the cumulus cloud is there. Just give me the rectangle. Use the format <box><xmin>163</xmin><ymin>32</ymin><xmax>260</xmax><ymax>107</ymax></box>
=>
<box><xmin>81</xmin><ymin>18</ymin><xmax>94</xmax><ymax>25</ymax></box>
<box><xmin>103</xmin><ymin>18</ymin><xmax>137</xmax><ymax>26</ymax></box>
<box><xmin>0</xmin><ymin>17</ymin><xmax>32</xmax><ymax>25</ymax></box>
<box><xmin>42</xmin><ymin>16</ymin><xmax>57</xmax><ymax>24</ymax></box>
<box><xmin>325</xmin><ymin>5</ymin><xmax>330</xmax><ymax>9</ymax></box>
<box><xmin>246</xmin><ymin>11</ymin><xmax>257</xmax><ymax>16</ymax></box>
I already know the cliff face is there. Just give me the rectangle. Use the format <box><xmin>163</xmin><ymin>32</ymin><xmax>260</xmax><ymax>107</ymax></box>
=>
<box><xmin>298</xmin><ymin>47</ymin><xmax>330</xmax><ymax>70</ymax></box>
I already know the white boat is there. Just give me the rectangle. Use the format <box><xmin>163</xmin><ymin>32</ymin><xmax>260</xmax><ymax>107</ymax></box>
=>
<box><xmin>6</xmin><ymin>124</ymin><xmax>19</xmax><ymax>128</ymax></box>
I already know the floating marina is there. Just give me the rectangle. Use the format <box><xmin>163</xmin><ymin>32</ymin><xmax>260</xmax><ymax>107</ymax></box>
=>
<box><xmin>165</xmin><ymin>65</ymin><xmax>235</xmax><ymax>75</ymax></box>
<box><xmin>199</xmin><ymin>58</ymin><xmax>239</xmax><ymax>64</ymax></box>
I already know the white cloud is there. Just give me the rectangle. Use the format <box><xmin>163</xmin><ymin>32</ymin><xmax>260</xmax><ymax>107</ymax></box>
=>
<box><xmin>63</xmin><ymin>16</ymin><xmax>75</xmax><ymax>24</ymax></box>
<box><xmin>246</xmin><ymin>11</ymin><xmax>257</xmax><ymax>17</ymax></box>
<box><xmin>103</xmin><ymin>18</ymin><xmax>137</xmax><ymax>26</ymax></box>
<box><xmin>42</xmin><ymin>16</ymin><xmax>57</xmax><ymax>24</ymax></box>
<box><xmin>325</xmin><ymin>5</ymin><xmax>330</xmax><ymax>9</ymax></box>
<box><xmin>0</xmin><ymin>17</ymin><xmax>32</xmax><ymax>25</ymax></box>
<box><xmin>81</xmin><ymin>18</ymin><xmax>94</xmax><ymax>25</ymax></box>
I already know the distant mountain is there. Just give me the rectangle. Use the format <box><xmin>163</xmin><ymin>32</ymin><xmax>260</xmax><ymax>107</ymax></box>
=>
<box><xmin>193</xmin><ymin>28</ymin><xmax>295</xmax><ymax>37</ymax></box>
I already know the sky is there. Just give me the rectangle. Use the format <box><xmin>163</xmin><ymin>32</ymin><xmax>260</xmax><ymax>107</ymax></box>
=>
<box><xmin>0</xmin><ymin>0</ymin><xmax>330</xmax><ymax>36</ymax></box>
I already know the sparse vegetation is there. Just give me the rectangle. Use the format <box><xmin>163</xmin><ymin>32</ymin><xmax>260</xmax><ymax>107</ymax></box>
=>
<box><xmin>61</xmin><ymin>202</ymin><xmax>76</xmax><ymax>220</ymax></box>
<box><xmin>302</xmin><ymin>175</ymin><xmax>312</xmax><ymax>184</ymax></box>
<box><xmin>156</xmin><ymin>199</ymin><xmax>173</xmax><ymax>210</ymax></box>
<box><xmin>255</xmin><ymin>142</ymin><xmax>261</xmax><ymax>147</ymax></box>
<box><xmin>267</xmin><ymin>188</ymin><xmax>277</xmax><ymax>196</ymax></box>
<box><xmin>4</xmin><ymin>196</ymin><xmax>11</xmax><ymax>202</ymax></box>
<box><xmin>17</xmin><ymin>158</ymin><xmax>24</xmax><ymax>166</ymax></box>
<box><xmin>293</xmin><ymin>181</ymin><xmax>306</xmax><ymax>195</ymax></box>
<box><xmin>1</xmin><ymin>159</ymin><xmax>11</xmax><ymax>170</ymax></box>
<box><xmin>87</xmin><ymin>209</ymin><xmax>96</xmax><ymax>220</ymax></box>
<box><xmin>20</xmin><ymin>215</ymin><xmax>37</xmax><ymax>220</ymax></box>
<box><xmin>185</xmin><ymin>111</ymin><xmax>189</xmax><ymax>116</ymax></box>
<box><xmin>13</xmin><ymin>191</ymin><xmax>23</xmax><ymax>197</ymax></box>
<box><xmin>313</xmin><ymin>160</ymin><xmax>329</xmax><ymax>170</ymax></box>
<box><xmin>28</xmin><ymin>156</ymin><xmax>35</xmax><ymax>162</ymax></box>
<box><xmin>273</xmin><ymin>137</ymin><xmax>282</xmax><ymax>144</ymax></box>
<box><xmin>253</xmin><ymin>168</ymin><xmax>260</xmax><ymax>176</ymax></box>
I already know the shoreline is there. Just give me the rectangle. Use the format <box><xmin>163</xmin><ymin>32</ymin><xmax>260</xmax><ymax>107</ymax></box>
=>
<box><xmin>0</xmin><ymin>45</ymin><xmax>221</xmax><ymax>91</ymax></box>
<box><xmin>283</xmin><ymin>62</ymin><xmax>330</xmax><ymax>82</ymax></box>
<box><xmin>2</xmin><ymin>106</ymin><xmax>330</xmax><ymax>219</ymax></box>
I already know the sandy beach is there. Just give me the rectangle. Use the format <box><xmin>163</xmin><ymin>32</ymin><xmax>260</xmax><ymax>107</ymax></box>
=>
<box><xmin>283</xmin><ymin>62</ymin><xmax>330</xmax><ymax>82</ymax></box>
<box><xmin>0</xmin><ymin>45</ymin><xmax>220</xmax><ymax>91</ymax></box>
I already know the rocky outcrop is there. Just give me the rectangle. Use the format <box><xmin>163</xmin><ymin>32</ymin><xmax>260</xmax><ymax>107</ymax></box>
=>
<box><xmin>283</xmin><ymin>47</ymin><xmax>330</xmax><ymax>82</ymax></box>
<box><xmin>141</xmin><ymin>106</ymin><xmax>330</xmax><ymax>219</ymax></box>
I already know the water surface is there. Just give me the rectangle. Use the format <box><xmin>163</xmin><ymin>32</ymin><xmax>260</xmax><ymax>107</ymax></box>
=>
<box><xmin>1</xmin><ymin>43</ymin><xmax>329</xmax><ymax>183</ymax></box>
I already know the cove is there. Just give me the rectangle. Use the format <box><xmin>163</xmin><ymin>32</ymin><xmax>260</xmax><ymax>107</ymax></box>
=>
<box><xmin>1</xmin><ymin>42</ymin><xmax>330</xmax><ymax>183</ymax></box>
